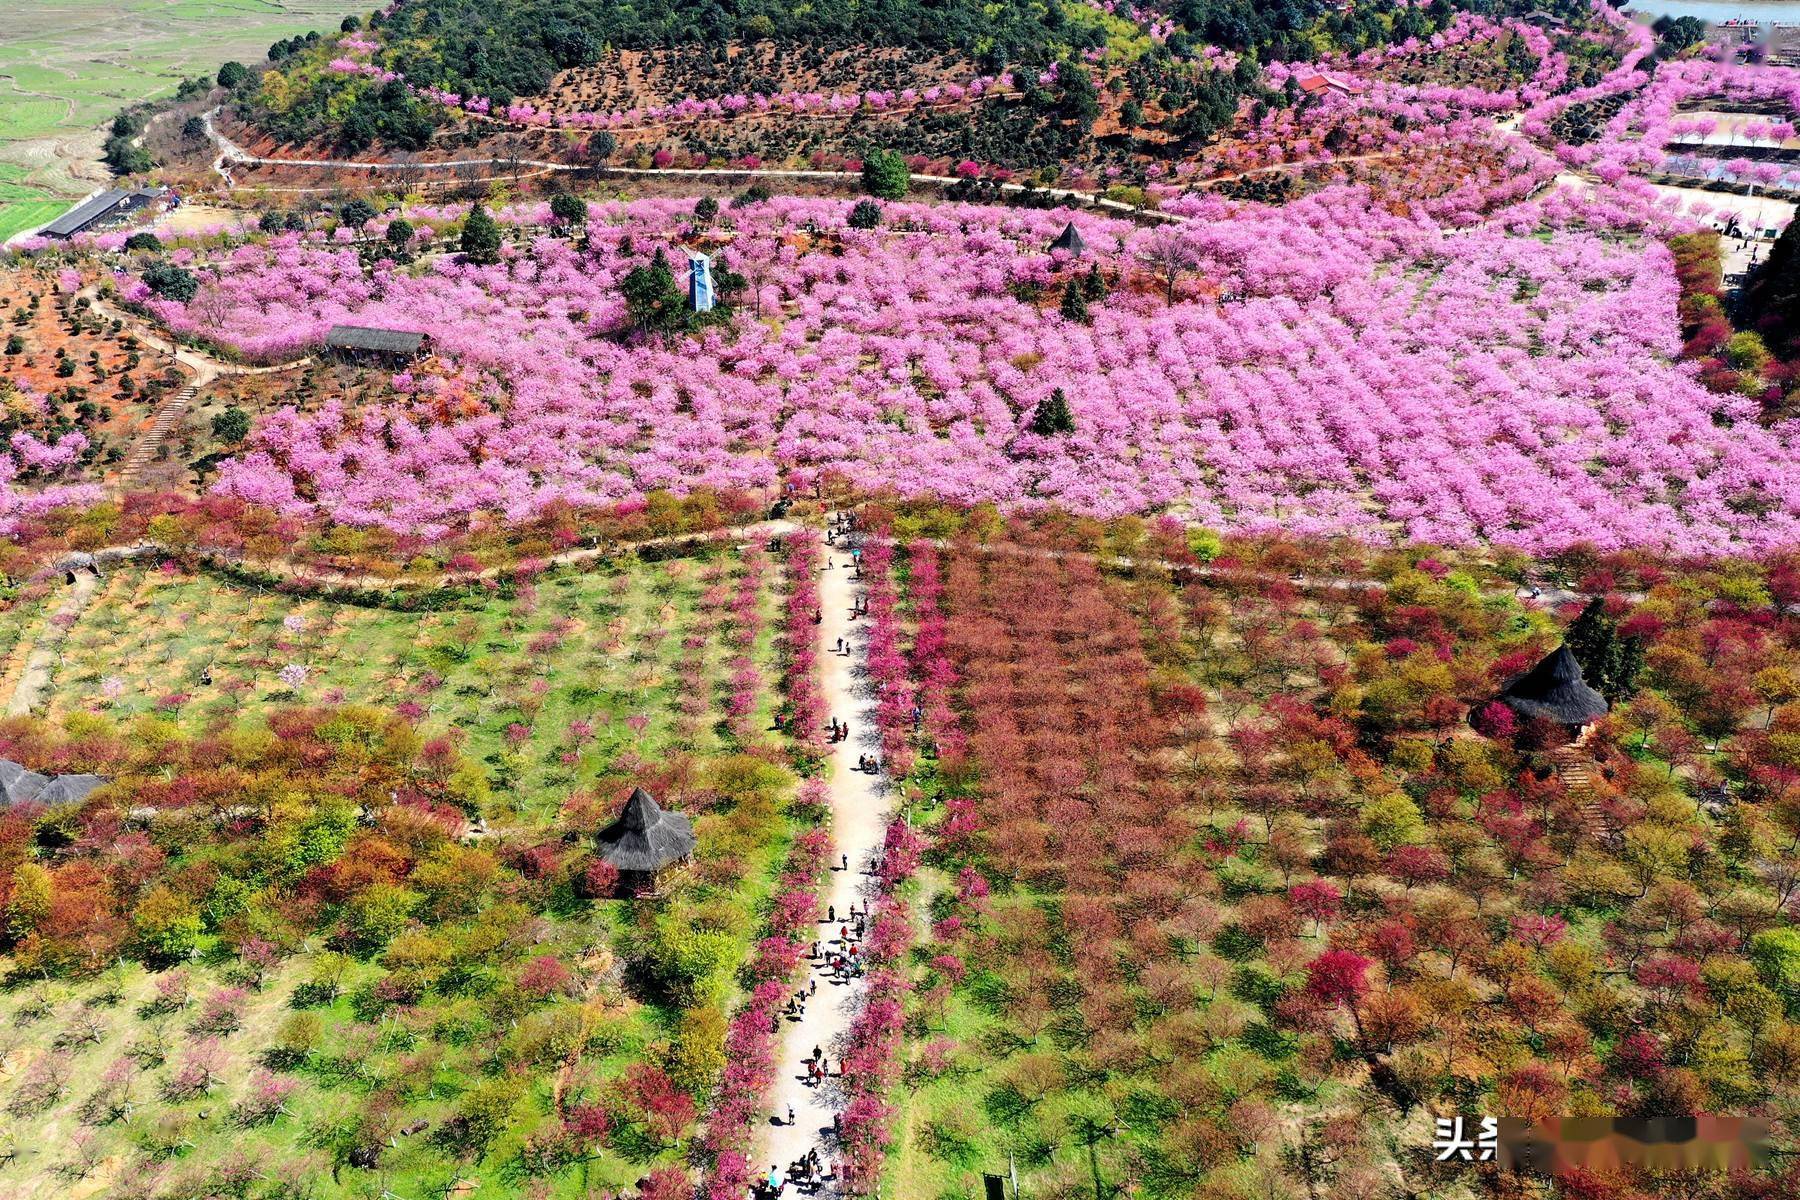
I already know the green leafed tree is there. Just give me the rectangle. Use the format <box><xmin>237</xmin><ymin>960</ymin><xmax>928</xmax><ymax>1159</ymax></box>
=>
<box><xmin>1751</xmin><ymin>928</ymin><xmax>1800</xmax><ymax>1012</ymax></box>
<box><xmin>1744</xmin><ymin>217</ymin><xmax>1800</xmax><ymax>352</ymax></box>
<box><xmin>1056</xmin><ymin>61</ymin><xmax>1100</xmax><ymax>126</ymax></box>
<box><xmin>1564</xmin><ymin>597</ymin><xmax>1645</xmax><ymax>703</ymax></box>
<box><xmin>1030</xmin><ymin>387</ymin><xmax>1075</xmax><ymax>436</ymax></box>
<box><xmin>211</xmin><ymin>406</ymin><xmax>251</xmax><ymax>443</ymax></box>
<box><xmin>847</xmin><ymin>199</ymin><xmax>882</xmax><ymax>230</ymax></box>
<box><xmin>620</xmin><ymin>248</ymin><xmax>691</xmax><ymax>339</ymax></box>
<box><xmin>338</xmin><ymin>199</ymin><xmax>378</xmax><ymax>229</ymax></box>
<box><xmin>861</xmin><ymin>149</ymin><xmax>910</xmax><ymax>200</ymax></box>
<box><xmin>549</xmin><ymin>192</ymin><xmax>587</xmax><ymax>229</ymax></box>
<box><xmin>1060</xmin><ymin>281</ymin><xmax>1090</xmax><ymax>324</ymax></box>
<box><xmin>1082</xmin><ymin>262</ymin><xmax>1108</xmax><ymax>301</ymax></box>
<box><xmin>143</xmin><ymin>262</ymin><xmax>200</xmax><ymax>303</ymax></box>
<box><xmin>587</xmin><ymin>131</ymin><xmax>617</xmax><ymax>176</ymax></box>
<box><xmin>460</xmin><ymin>203</ymin><xmax>502</xmax><ymax>265</ymax></box>
<box><xmin>132</xmin><ymin>886</ymin><xmax>202</xmax><ymax>964</ymax></box>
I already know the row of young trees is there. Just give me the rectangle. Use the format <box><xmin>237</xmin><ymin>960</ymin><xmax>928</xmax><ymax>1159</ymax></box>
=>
<box><xmin>0</xmin><ymin>533</ymin><xmax>810</xmax><ymax>1191</ymax></box>
<box><xmin>889</xmin><ymin>515</ymin><xmax>1800</xmax><ymax>1199</ymax></box>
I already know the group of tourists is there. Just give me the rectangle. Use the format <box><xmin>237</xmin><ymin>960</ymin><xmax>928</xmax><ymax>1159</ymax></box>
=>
<box><xmin>812</xmin><ymin>904</ymin><xmax>870</xmax><ymax>986</ymax></box>
<box><xmin>755</xmin><ymin>513</ymin><xmax>873</xmax><ymax>1200</ymax></box>
<box><xmin>802</xmin><ymin>1044</ymin><xmax>835</xmax><ymax>1085</ymax></box>
<box><xmin>759</xmin><ymin>1149</ymin><xmax>830</xmax><ymax>1198</ymax></box>
<box><xmin>782</xmin><ymin>976</ymin><xmax>817</xmax><ymax>1020</ymax></box>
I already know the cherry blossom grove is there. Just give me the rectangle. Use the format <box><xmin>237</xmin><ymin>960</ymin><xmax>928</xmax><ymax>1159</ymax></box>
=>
<box><xmin>126</xmin><ymin>189</ymin><xmax>1800</xmax><ymax>556</ymax></box>
<box><xmin>1543</xmin><ymin>57</ymin><xmax>1800</xmax><ymax>194</ymax></box>
<box><xmin>0</xmin><ymin>434</ymin><xmax>99</xmax><ymax>536</ymax></box>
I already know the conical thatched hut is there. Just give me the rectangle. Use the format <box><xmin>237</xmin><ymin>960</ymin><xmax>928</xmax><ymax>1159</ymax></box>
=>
<box><xmin>1500</xmin><ymin>646</ymin><xmax>1609</xmax><ymax>741</ymax></box>
<box><xmin>1049</xmin><ymin>222</ymin><xmax>1086</xmax><ymax>255</ymax></box>
<box><xmin>595</xmin><ymin>787</ymin><xmax>695</xmax><ymax>895</ymax></box>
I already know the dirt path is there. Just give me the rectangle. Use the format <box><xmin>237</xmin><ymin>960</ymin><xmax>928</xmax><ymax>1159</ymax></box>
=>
<box><xmin>71</xmin><ymin>284</ymin><xmax>310</xmax><ymax>493</ymax></box>
<box><xmin>79</xmin><ymin>284</ymin><xmax>311</xmax><ymax>381</ymax></box>
<box><xmin>1195</xmin><ymin>149</ymin><xmax>1404</xmax><ymax>188</ymax></box>
<box><xmin>759</xmin><ymin>530</ymin><xmax>891</xmax><ymax>1192</ymax></box>
<box><xmin>7</xmin><ymin>569</ymin><xmax>98</xmax><ymax>716</ymax></box>
<box><xmin>198</xmin><ymin>108</ymin><xmax>1185</xmax><ymax>222</ymax></box>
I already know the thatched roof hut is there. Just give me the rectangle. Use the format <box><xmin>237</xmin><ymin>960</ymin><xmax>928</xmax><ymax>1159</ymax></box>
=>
<box><xmin>1500</xmin><ymin>646</ymin><xmax>1609</xmax><ymax>728</ymax></box>
<box><xmin>596</xmin><ymin>787</ymin><xmax>695</xmax><ymax>876</ymax></box>
<box><xmin>1049</xmin><ymin>222</ymin><xmax>1086</xmax><ymax>255</ymax></box>
<box><xmin>323</xmin><ymin>325</ymin><xmax>429</xmax><ymax>364</ymax></box>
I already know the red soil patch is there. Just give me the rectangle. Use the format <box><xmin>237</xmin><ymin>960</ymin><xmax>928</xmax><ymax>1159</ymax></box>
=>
<box><xmin>0</xmin><ymin>267</ymin><xmax>189</xmax><ymax>485</ymax></box>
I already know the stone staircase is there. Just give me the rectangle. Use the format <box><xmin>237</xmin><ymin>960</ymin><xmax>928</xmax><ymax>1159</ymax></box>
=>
<box><xmin>117</xmin><ymin>381</ymin><xmax>199</xmax><ymax>489</ymax></box>
<box><xmin>1551</xmin><ymin>746</ymin><xmax>1609</xmax><ymax>829</ymax></box>
<box><xmin>1552</xmin><ymin>747</ymin><xmax>1595</xmax><ymax>792</ymax></box>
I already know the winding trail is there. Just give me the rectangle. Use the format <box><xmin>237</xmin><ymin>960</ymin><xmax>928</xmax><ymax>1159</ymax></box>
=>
<box><xmin>7</xmin><ymin>568</ymin><xmax>99</xmax><ymax>717</ymax></box>
<box><xmin>79</xmin><ymin>284</ymin><xmax>312</xmax><ymax>381</ymax></box>
<box><xmin>759</xmin><ymin>528</ymin><xmax>890</xmax><ymax>1194</ymax></box>
<box><xmin>198</xmin><ymin>108</ymin><xmax>1186</xmax><ymax>222</ymax></box>
<box><xmin>73</xmin><ymin>284</ymin><xmax>310</xmax><ymax>495</ymax></box>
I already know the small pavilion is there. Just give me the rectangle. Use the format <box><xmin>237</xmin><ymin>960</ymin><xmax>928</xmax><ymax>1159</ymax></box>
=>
<box><xmin>595</xmin><ymin>787</ymin><xmax>696</xmax><ymax>895</ymax></box>
<box><xmin>1048</xmin><ymin>222</ymin><xmax>1086</xmax><ymax>255</ymax></box>
<box><xmin>1499</xmin><ymin>646</ymin><xmax>1609</xmax><ymax>742</ymax></box>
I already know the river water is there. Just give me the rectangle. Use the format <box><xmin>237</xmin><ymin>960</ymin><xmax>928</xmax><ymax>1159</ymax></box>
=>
<box><xmin>1625</xmin><ymin>0</ymin><xmax>1800</xmax><ymax>25</ymax></box>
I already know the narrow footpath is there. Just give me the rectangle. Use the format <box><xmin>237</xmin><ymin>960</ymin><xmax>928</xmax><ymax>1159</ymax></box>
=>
<box><xmin>7</xmin><ymin>569</ymin><xmax>99</xmax><ymax>717</ymax></box>
<box><xmin>197</xmin><ymin>108</ymin><xmax>1184</xmax><ymax>223</ymax></box>
<box><xmin>758</xmin><ymin>525</ymin><xmax>890</xmax><ymax>1195</ymax></box>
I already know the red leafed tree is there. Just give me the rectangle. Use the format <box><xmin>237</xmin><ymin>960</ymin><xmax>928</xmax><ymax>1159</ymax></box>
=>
<box><xmin>639</xmin><ymin>1165</ymin><xmax>692</xmax><ymax>1200</ymax></box>
<box><xmin>620</xmin><ymin>1064</ymin><xmax>695</xmax><ymax>1144</ymax></box>
<box><xmin>1288</xmin><ymin>880</ymin><xmax>1343</xmax><ymax>933</ymax></box>
<box><xmin>1305</xmin><ymin>949</ymin><xmax>1374</xmax><ymax>1043</ymax></box>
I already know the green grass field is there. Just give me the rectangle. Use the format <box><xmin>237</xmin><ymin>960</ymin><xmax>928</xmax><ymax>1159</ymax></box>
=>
<box><xmin>0</xmin><ymin>0</ymin><xmax>363</xmax><ymax>217</ymax></box>
<box><xmin>0</xmin><ymin>545</ymin><xmax>798</xmax><ymax>1198</ymax></box>
<box><xmin>0</xmin><ymin>1</ymin><xmax>362</xmax><ymax>143</ymax></box>
<box><xmin>0</xmin><ymin>196</ymin><xmax>68</xmax><ymax>241</ymax></box>
<box><xmin>0</xmin><ymin>163</ymin><xmax>71</xmax><ymax>242</ymax></box>
<box><xmin>21</xmin><ymin>548</ymin><xmax>778</xmax><ymax>820</ymax></box>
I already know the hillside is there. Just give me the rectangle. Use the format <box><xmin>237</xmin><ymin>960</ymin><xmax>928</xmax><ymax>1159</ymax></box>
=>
<box><xmin>6</xmin><ymin>0</ymin><xmax>1800</xmax><ymax>1198</ymax></box>
<box><xmin>237</xmin><ymin>0</ymin><xmax>1470</xmax><ymax>171</ymax></box>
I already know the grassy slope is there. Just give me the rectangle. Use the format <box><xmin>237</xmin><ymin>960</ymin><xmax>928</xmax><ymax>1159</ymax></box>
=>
<box><xmin>0</xmin><ymin>548</ymin><xmax>792</xmax><ymax>1197</ymax></box>
<box><xmin>37</xmin><ymin>553</ymin><xmax>771</xmax><ymax>821</ymax></box>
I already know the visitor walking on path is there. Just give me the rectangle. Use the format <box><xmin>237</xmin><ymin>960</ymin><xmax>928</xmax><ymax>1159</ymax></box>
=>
<box><xmin>758</xmin><ymin>514</ymin><xmax>891</xmax><ymax>1194</ymax></box>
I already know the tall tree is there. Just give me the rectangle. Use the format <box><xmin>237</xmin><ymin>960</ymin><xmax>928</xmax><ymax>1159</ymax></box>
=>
<box><xmin>460</xmin><ymin>203</ymin><xmax>502</xmax><ymax>265</ymax></box>
<box><xmin>1060</xmin><ymin>281</ymin><xmax>1090</xmax><ymax>324</ymax></box>
<box><xmin>1565</xmin><ymin>598</ymin><xmax>1644</xmax><ymax>703</ymax></box>
<box><xmin>620</xmin><ymin>249</ymin><xmax>690</xmax><ymax>339</ymax></box>
<box><xmin>1743</xmin><ymin>217</ymin><xmax>1800</xmax><ymax>351</ymax></box>
<box><xmin>861</xmin><ymin>149</ymin><xmax>910</xmax><ymax>201</ymax></box>
<box><xmin>1030</xmin><ymin>387</ymin><xmax>1074</xmax><ymax>436</ymax></box>
<box><xmin>549</xmin><ymin>193</ymin><xmax>587</xmax><ymax>230</ymax></box>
